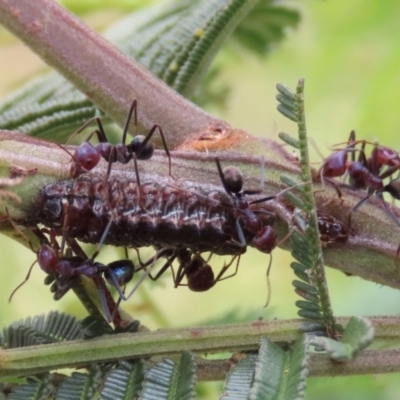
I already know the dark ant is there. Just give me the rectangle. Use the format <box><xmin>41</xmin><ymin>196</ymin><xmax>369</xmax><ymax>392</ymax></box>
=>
<box><xmin>216</xmin><ymin>159</ymin><xmax>300</xmax><ymax>306</ymax></box>
<box><xmin>140</xmin><ymin>248</ymin><xmax>241</xmax><ymax>292</ymax></box>
<box><xmin>216</xmin><ymin>158</ymin><xmax>291</xmax><ymax>254</ymax></box>
<box><xmin>66</xmin><ymin>99</ymin><xmax>172</xmax><ymax>178</ymax></box>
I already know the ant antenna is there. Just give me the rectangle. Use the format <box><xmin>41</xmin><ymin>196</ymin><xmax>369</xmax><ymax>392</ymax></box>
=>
<box><xmin>9</xmin><ymin>259</ymin><xmax>38</xmax><ymax>302</ymax></box>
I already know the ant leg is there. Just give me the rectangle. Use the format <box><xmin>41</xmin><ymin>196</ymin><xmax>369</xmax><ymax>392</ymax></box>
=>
<box><xmin>215</xmin><ymin>158</ymin><xmax>232</xmax><ymax>194</ymax></box>
<box><xmin>174</xmin><ymin>251</ymin><xmax>193</xmax><ymax>288</ymax></box>
<box><xmin>66</xmin><ymin>237</ymin><xmax>88</xmax><ymax>260</ymax></box>
<box><xmin>66</xmin><ymin>116</ymin><xmax>109</xmax><ymax>145</ymax></box>
<box><xmin>376</xmin><ymin>192</ymin><xmax>400</xmax><ymax>229</ymax></box>
<box><xmin>121</xmin><ymin>99</ymin><xmax>138</xmax><ymax>145</ymax></box>
<box><xmin>236</xmin><ymin>219</ymin><xmax>246</xmax><ymax>245</ymax></box>
<box><xmin>277</xmin><ymin>226</ymin><xmax>296</xmax><ymax>247</ymax></box>
<box><xmin>324</xmin><ymin>178</ymin><xmax>343</xmax><ymax>199</ymax></box>
<box><xmin>137</xmin><ymin>124</ymin><xmax>174</xmax><ymax>179</ymax></box>
<box><xmin>90</xmin><ymin>218</ymin><xmax>113</xmax><ymax>261</ymax></box>
<box><xmin>379</xmin><ymin>165</ymin><xmax>400</xmax><ymax>181</ymax></box>
<box><xmin>60</xmin><ymin>199</ymin><xmax>71</xmax><ymax>254</ymax></box>
<box><xmin>131</xmin><ymin>154</ymin><xmax>146</xmax><ymax>212</ymax></box>
<box><xmin>93</xmin><ymin>275</ymin><xmax>113</xmax><ymax>323</ymax></box>
<box><xmin>53</xmin><ymin>275</ymin><xmax>79</xmax><ymax>300</ymax></box>
<box><xmin>214</xmin><ymin>255</ymin><xmax>241</xmax><ymax>283</ymax></box>
<box><xmin>145</xmin><ymin>249</ymin><xmax>178</xmax><ymax>282</ymax></box>
<box><xmin>249</xmin><ymin>182</ymin><xmax>307</xmax><ymax>206</ymax></box>
<box><xmin>347</xmin><ymin>192</ymin><xmax>374</xmax><ymax>228</ymax></box>
<box><xmin>121</xmin><ymin>248</ymin><xmax>170</xmax><ymax>301</ymax></box>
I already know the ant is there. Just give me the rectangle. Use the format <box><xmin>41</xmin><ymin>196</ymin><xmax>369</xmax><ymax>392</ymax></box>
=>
<box><xmin>9</xmin><ymin>228</ymin><xmax>160</xmax><ymax>324</ymax></box>
<box><xmin>216</xmin><ymin>159</ymin><xmax>300</xmax><ymax>306</ymax></box>
<box><xmin>318</xmin><ymin>131</ymin><xmax>400</xmax><ymax>227</ymax></box>
<box><xmin>215</xmin><ymin>158</ymin><xmax>300</xmax><ymax>254</ymax></box>
<box><xmin>140</xmin><ymin>248</ymin><xmax>241</xmax><ymax>292</ymax></box>
<box><xmin>66</xmin><ymin>99</ymin><xmax>172</xmax><ymax>179</ymax></box>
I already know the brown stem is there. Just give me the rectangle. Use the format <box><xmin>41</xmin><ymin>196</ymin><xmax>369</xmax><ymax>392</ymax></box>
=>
<box><xmin>0</xmin><ymin>0</ymin><xmax>221</xmax><ymax>148</ymax></box>
<box><xmin>0</xmin><ymin>130</ymin><xmax>400</xmax><ymax>290</ymax></box>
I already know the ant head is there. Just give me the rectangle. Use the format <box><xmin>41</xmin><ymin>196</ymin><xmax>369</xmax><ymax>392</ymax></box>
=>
<box><xmin>372</xmin><ymin>146</ymin><xmax>400</xmax><ymax>168</ymax></box>
<box><xmin>37</xmin><ymin>243</ymin><xmax>58</xmax><ymax>274</ymax></box>
<box><xmin>129</xmin><ymin>135</ymin><xmax>154</xmax><ymax>160</ymax></box>
<box><xmin>104</xmin><ymin>260</ymin><xmax>135</xmax><ymax>287</ymax></box>
<box><xmin>71</xmin><ymin>142</ymin><xmax>101</xmax><ymax>178</ymax></box>
<box><xmin>252</xmin><ymin>226</ymin><xmax>277</xmax><ymax>254</ymax></box>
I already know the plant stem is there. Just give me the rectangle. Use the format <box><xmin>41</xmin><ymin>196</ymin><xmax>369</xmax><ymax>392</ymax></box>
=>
<box><xmin>1</xmin><ymin>130</ymin><xmax>400</xmax><ymax>290</ymax></box>
<box><xmin>0</xmin><ymin>0</ymin><xmax>220</xmax><ymax>148</ymax></box>
<box><xmin>0</xmin><ymin>316</ymin><xmax>399</xmax><ymax>379</ymax></box>
<box><xmin>295</xmin><ymin>79</ymin><xmax>337</xmax><ymax>336</ymax></box>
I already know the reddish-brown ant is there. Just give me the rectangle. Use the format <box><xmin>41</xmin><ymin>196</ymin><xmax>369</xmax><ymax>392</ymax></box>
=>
<box><xmin>318</xmin><ymin>131</ymin><xmax>400</xmax><ymax>227</ymax></box>
<box><xmin>9</xmin><ymin>228</ymin><xmax>161</xmax><ymax>323</ymax></box>
<box><xmin>67</xmin><ymin>99</ymin><xmax>172</xmax><ymax>178</ymax></box>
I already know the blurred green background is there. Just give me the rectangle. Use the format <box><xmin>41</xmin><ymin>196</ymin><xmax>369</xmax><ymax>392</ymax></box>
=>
<box><xmin>1</xmin><ymin>0</ymin><xmax>400</xmax><ymax>398</ymax></box>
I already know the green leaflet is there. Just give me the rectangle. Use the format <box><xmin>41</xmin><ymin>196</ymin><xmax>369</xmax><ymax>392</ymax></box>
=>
<box><xmin>312</xmin><ymin>317</ymin><xmax>375</xmax><ymax>362</ymax></box>
<box><xmin>140</xmin><ymin>351</ymin><xmax>196</xmax><ymax>400</ymax></box>
<box><xmin>248</xmin><ymin>337</ymin><xmax>309</xmax><ymax>400</ymax></box>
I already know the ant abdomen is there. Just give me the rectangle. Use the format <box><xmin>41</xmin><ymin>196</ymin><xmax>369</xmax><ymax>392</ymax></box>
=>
<box><xmin>104</xmin><ymin>260</ymin><xmax>135</xmax><ymax>287</ymax></box>
<box><xmin>128</xmin><ymin>135</ymin><xmax>154</xmax><ymax>160</ymax></box>
<box><xmin>222</xmin><ymin>166</ymin><xmax>243</xmax><ymax>194</ymax></box>
<box><xmin>384</xmin><ymin>179</ymin><xmax>400</xmax><ymax>201</ymax></box>
<box><xmin>184</xmin><ymin>256</ymin><xmax>214</xmax><ymax>292</ymax></box>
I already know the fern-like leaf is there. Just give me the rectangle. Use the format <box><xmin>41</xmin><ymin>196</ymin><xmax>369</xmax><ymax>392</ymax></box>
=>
<box><xmin>140</xmin><ymin>351</ymin><xmax>196</xmax><ymax>400</ymax></box>
<box><xmin>7</xmin><ymin>376</ymin><xmax>55</xmax><ymax>400</ymax></box>
<box><xmin>100</xmin><ymin>361</ymin><xmax>145</xmax><ymax>400</ymax></box>
<box><xmin>248</xmin><ymin>336</ymin><xmax>309</xmax><ymax>400</ymax></box>
<box><xmin>0</xmin><ymin>311</ymin><xmax>85</xmax><ymax>349</ymax></box>
<box><xmin>220</xmin><ymin>354</ymin><xmax>257</xmax><ymax>399</ymax></box>
<box><xmin>311</xmin><ymin>317</ymin><xmax>374</xmax><ymax>362</ymax></box>
<box><xmin>56</xmin><ymin>364</ymin><xmax>102</xmax><ymax>400</ymax></box>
